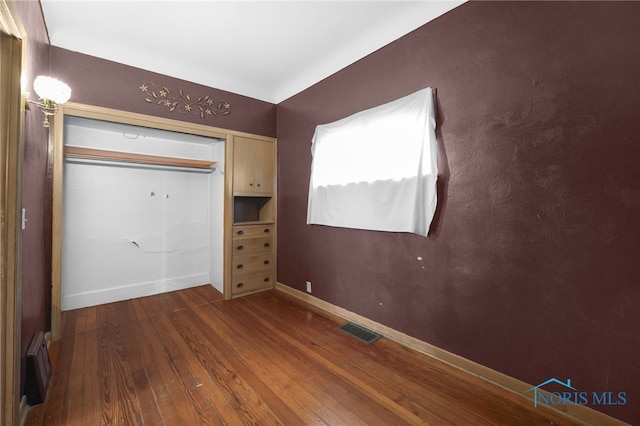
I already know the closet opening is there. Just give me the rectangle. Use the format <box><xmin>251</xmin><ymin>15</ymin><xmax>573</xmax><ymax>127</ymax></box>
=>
<box><xmin>60</xmin><ymin>116</ymin><xmax>225</xmax><ymax>311</ymax></box>
<box><xmin>50</xmin><ymin>102</ymin><xmax>231</xmax><ymax>340</ymax></box>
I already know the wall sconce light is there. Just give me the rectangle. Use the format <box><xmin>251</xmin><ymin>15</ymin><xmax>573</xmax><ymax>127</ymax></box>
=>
<box><xmin>28</xmin><ymin>76</ymin><xmax>71</xmax><ymax>128</ymax></box>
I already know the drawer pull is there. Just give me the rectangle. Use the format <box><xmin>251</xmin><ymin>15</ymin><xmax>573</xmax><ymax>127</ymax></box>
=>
<box><xmin>236</xmin><ymin>245</ymin><xmax>244</xmax><ymax>251</ymax></box>
<box><xmin>236</xmin><ymin>264</ymin><xmax>244</xmax><ymax>269</ymax></box>
<box><xmin>264</xmin><ymin>242</ymin><xmax>271</xmax><ymax>248</ymax></box>
<box><xmin>263</xmin><ymin>260</ymin><xmax>270</xmax><ymax>265</ymax></box>
<box><xmin>264</xmin><ymin>228</ymin><xmax>270</xmax><ymax>233</ymax></box>
<box><xmin>236</xmin><ymin>282</ymin><xmax>244</xmax><ymax>288</ymax></box>
<box><xmin>237</xmin><ymin>230</ymin><xmax>244</xmax><ymax>236</ymax></box>
<box><xmin>264</xmin><ymin>277</ymin><xmax>270</xmax><ymax>282</ymax></box>
<box><xmin>257</xmin><ymin>183</ymin><xmax>261</xmax><ymax>187</ymax></box>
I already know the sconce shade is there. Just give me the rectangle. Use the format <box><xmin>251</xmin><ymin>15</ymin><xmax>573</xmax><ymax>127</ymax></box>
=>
<box><xmin>33</xmin><ymin>76</ymin><xmax>71</xmax><ymax>104</ymax></box>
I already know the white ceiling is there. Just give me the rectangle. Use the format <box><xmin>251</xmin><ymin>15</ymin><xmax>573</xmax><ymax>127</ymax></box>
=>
<box><xmin>40</xmin><ymin>1</ymin><xmax>463</xmax><ymax>104</ymax></box>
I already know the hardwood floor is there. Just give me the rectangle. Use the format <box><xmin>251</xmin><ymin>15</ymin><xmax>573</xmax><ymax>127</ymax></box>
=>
<box><xmin>26</xmin><ymin>285</ymin><xmax>585</xmax><ymax>425</ymax></box>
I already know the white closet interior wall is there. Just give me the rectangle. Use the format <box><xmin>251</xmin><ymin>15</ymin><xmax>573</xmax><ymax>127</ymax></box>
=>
<box><xmin>61</xmin><ymin>116</ymin><xmax>225</xmax><ymax>310</ymax></box>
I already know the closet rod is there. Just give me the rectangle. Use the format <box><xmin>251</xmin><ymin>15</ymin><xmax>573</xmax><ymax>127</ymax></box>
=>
<box><xmin>64</xmin><ymin>146</ymin><xmax>217</xmax><ymax>170</ymax></box>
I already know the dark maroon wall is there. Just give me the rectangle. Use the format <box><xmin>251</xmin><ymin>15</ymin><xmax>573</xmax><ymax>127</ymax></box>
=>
<box><xmin>50</xmin><ymin>47</ymin><xmax>276</xmax><ymax>138</ymax></box>
<box><xmin>276</xmin><ymin>2</ymin><xmax>640</xmax><ymax>423</ymax></box>
<box><xmin>13</xmin><ymin>0</ymin><xmax>52</xmax><ymax>367</ymax></box>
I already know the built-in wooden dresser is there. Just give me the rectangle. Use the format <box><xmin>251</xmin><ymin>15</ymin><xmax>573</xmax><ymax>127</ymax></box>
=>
<box><xmin>227</xmin><ymin>135</ymin><xmax>276</xmax><ymax>298</ymax></box>
<box><xmin>231</xmin><ymin>224</ymin><xmax>274</xmax><ymax>295</ymax></box>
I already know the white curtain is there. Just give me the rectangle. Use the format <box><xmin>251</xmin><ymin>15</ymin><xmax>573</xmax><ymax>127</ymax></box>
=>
<box><xmin>307</xmin><ymin>87</ymin><xmax>438</xmax><ymax>236</ymax></box>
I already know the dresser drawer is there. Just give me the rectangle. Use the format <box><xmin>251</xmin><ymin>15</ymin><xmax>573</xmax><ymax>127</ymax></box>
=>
<box><xmin>233</xmin><ymin>225</ymin><xmax>274</xmax><ymax>238</ymax></box>
<box><xmin>232</xmin><ymin>236</ymin><xmax>273</xmax><ymax>255</ymax></box>
<box><xmin>232</xmin><ymin>253</ymin><xmax>273</xmax><ymax>276</ymax></box>
<box><xmin>232</xmin><ymin>272</ymin><xmax>274</xmax><ymax>295</ymax></box>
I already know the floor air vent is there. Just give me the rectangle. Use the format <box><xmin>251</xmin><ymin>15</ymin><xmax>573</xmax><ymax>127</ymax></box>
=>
<box><xmin>338</xmin><ymin>322</ymin><xmax>382</xmax><ymax>344</ymax></box>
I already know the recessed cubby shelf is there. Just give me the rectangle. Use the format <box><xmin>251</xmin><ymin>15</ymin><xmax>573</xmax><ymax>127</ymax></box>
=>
<box><xmin>233</xmin><ymin>196</ymin><xmax>274</xmax><ymax>224</ymax></box>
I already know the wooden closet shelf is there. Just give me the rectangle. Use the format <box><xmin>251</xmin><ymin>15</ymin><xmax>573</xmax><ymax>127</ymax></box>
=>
<box><xmin>63</xmin><ymin>146</ymin><xmax>217</xmax><ymax>169</ymax></box>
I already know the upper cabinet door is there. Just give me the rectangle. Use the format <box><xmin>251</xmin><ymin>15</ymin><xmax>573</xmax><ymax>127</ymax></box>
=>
<box><xmin>233</xmin><ymin>136</ymin><xmax>275</xmax><ymax>195</ymax></box>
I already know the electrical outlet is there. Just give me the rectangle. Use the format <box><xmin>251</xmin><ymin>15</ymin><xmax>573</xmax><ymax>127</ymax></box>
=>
<box><xmin>306</xmin><ymin>281</ymin><xmax>312</xmax><ymax>293</ymax></box>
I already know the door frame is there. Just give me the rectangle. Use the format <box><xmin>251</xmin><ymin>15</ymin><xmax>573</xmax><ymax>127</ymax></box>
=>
<box><xmin>0</xmin><ymin>1</ymin><xmax>25</xmax><ymax>424</ymax></box>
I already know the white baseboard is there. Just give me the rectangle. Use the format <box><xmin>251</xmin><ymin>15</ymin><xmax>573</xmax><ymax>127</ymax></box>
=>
<box><xmin>275</xmin><ymin>282</ymin><xmax>628</xmax><ymax>426</ymax></box>
<box><xmin>61</xmin><ymin>273</ymin><xmax>210</xmax><ymax>310</ymax></box>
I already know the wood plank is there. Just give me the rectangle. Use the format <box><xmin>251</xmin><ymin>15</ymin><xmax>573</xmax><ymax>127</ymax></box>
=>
<box><xmin>24</xmin><ymin>405</ymin><xmax>45</xmax><ymax>426</ymax></box>
<box><xmin>173</xmin><ymin>285</ymin><xmax>219</xmax><ymax>308</ymax></box>
<box><xmin>42</xmin><ymin>336</ymin><xmax>74</xmax><ymax>425</ymax></box>
<box><xmin>248</xmin><ymin>292</ymin><xmax>585</xmax><ymax>426</ymax></box>
<box><xmin>150</xmin><ymin>311</ymin><xmax>231</xmax><ymax>425</ymax></box>
<box><xmin>236</xmin><ymin>297</ymin><xmax>428</xmax><ymax>425</ymax></box>
<box><xmin>96</xmin><ymin>319</ymin><xmax>117</xmax><ymax>425</ymax></box>
<box><xmin>192</xmin><ymin>302</ymin><xmax>368</xmax><ymax>426</ymax></box>
<box><xmin>138</xmin><ymin>290</ymin><xmax>189</xmax><ymax>318</ymax></box>
<box><xmin>79</xmin><ymin>331</ymin><xmax>100</xmax><ymax>426</ymax></box>
<box><xmin>159</xmin><ymin>309</ymin><xmax>283</xmax><ymax>425</ymax></box>
<box><xmin>169</xmin><ymin>308</ymin><xmax>303</xmax><ymax>425</ymax></box>
<box><xmin>244</xmin><ymin>294</ymin><xmax>482</xmax><ymax>420</ymax></box>
<box><xmin>63</xmin><ymin>332</ymin><xmax>86</xmax><ymax>425</ymax></box>
<box><xmin>116</xmin><ymin>306</ymin><xmax>163</xmax><ymax>425</ymax></box>
<box><xmin>210</xmin><ymin>299</ymin><xmax>416</xmax><ymax>425</ymax></box>
<box><xmin>29</xmin><ymin>286</ymin><xmax>596</xmax><ymax>425</ymax></box>
<box><xmin>60</xmin><ymin>309</ymin><xmax>79</xmax><ymax>338</ymax></box>
<box><xmin>98</xmin><ymin>302</ymin><xmax>144</xmax><ymax>425</ymax></box>
<box><xmin>129</xmin><ymin>299</ymin><xmax>217</xmax><ymax>426</ymax></box>
<box><xmin>244</xmin><ymin>295</ymin><xmax>487</xmax><ymax>424</ymax></box>
<box><xmin>64</xmin><ymin>145</ymin><xmax>217</xmax><ymax>169</ymax></box>
<box><xmin>126</xmin><ymin>299</ymin><xmax>181</xmax><ymax>425</ymax></box>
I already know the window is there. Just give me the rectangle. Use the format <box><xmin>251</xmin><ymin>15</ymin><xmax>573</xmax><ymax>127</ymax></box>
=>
<box><xmin>307</xmin><ymin>88</ymin><xmax>437</xmax><ymax>236</ymax></box>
